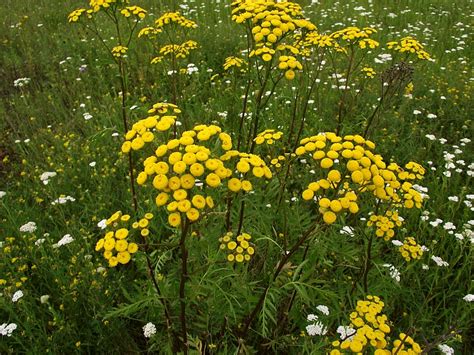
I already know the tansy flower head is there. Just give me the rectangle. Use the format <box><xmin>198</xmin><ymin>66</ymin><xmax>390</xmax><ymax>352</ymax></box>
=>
<box><xmin>95</xmin><ymin>210</ymin><xmax>143</xmax><ymax>267</ymax></box>
<box><xmin>387</xmin><ymin>36</ymin><xmax>431</xmax><ymax>60</ymax></box>
<box><xmin>297</xmin><ymin>133</ymin><xmax>425</xmax><ymax>224</ymax></box>
<box><xmin>219</xmin><ymin>232</ymin><xmax>255</xmax><ymax>263</ymax></box>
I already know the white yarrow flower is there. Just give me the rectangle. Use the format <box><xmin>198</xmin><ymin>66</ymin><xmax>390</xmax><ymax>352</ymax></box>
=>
<box><xmin>463</xmin><ymin>294</ymin><xmax>474</xmax><ymax>302</ymax></box>
<box><xmin>0</xmin><ymin>323</ymin><xmax>17</xmax><ymax>337</ymax></box>
<box><xmin>306</xmin><ymin>322</ymin><xmax>327</xmax><ymax>336</ymax></box>
<box><xmin>431</xmin><ymin>255</ymin><xmax>449</xmax><ymax>267</ymax></box>
<box><xmin>143</xmin><ymin>322</ymin><xmax>157</xmax><ymax>338</ymax></box>
<box><xmin>438</xmin><ymin>344</ymin><xmax>454</xmax><ymax>355</ymax></box>
<box><xmin>53</xmin><ymin>234</ymin><xmax>74</xmax><ymax>248</ymax></box>
<box><xmin>316</xmin><ymin>305</ymin><xmax>330</xmax><ymax>315</ymax></box>
<box><xmin>12</xmin><ymin>290</ymin><xmax>24</xmax><ymax>302</ymax></box>
<box><xmin>20</xmin><ymin>221</ymin><xmax>37</xmax><ymax>233</ymax></box>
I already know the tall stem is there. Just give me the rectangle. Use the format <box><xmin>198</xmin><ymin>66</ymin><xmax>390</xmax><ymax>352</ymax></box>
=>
<box><xmin>362</xmin><ymin>233</ymin><xmax>373</xmax><ymax>293</ymax></box>
<box><xmin>239</xmin><ymin>223</ymin><xmax>319</xmax><ymax>338</ymax></box>
<box><xmin>336</xmin><ymin>47</ymin><xmax>355</xmax><ymax>135</ymax></box>
<box><xmin>179</xmin><ymin>218</ymin><xmax>190</xmax><ymax>353</ymax></box>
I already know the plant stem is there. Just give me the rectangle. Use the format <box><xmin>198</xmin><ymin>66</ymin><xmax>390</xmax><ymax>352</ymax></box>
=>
<box><xmin>179</xmin><ymin>218</ymin><xmax>190</xmax><ymax>353</ymax></box>
<box><xmin>362</xmin><ymin>233</ymin><xmax>373</xmax><ymax>293</ymax></box>
<box><xmin>239</xmin><ymin>223</ymin><xmax>319</xmax><ymax>338</ymax></box>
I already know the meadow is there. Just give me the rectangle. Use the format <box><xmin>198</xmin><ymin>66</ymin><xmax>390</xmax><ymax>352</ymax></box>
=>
<box><xmin>0</xmin><ymin>0</ymin><xmax>473</xmax><ymax>353</ymax></box>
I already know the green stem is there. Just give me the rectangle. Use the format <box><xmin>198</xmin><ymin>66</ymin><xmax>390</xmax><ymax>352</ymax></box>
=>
<box><xmin>179</xmin><ymin>218</ymin><xmax>191</xmax><ymax>353</ymax></box>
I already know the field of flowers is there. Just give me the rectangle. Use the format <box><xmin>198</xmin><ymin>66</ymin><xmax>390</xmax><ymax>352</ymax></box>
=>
<box><xmin>0</xmin><ymin>0</ymin><xmax>473</xmax><ymax>353</ymax></box>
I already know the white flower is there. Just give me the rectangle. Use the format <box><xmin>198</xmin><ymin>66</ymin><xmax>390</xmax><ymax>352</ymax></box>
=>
<box><xmin>447</xmin><ymin>196</ymin><xmax>459</xmax><ymax>202</ymax></box>
<box><xmin>143</xmin><ymin>322</ymin><xmax>157</xmax><ymax>338</ymax></box>
<box><xmin>382</xmin><ymin>264</ymin><xmax>401</xmax><ymax>282</ymax></box>
<box><xmin>40</xmin><ymin>171</ymin><xmax>57</xmax><ymax>185</ymax></box>
<box><xmin>97</xmin><ymin>219</ymin><xmax>107</xmax><ymax>230</ymax></box>
<box><xmin>463</xmin><ymin>294</ymin><xmax>474</xmax><ymax>302</ymax></box>
<box><xmin>425</xmin><ymin>134</ymin><xmax>436</xmax><ymax>140</ymax></box>
<box><xmin>413</xmin><ymin>109</ymin><xmax>422</xmax><ymax>115</ymax></box>
<box><xmin>431</xmin><ymin>255</ymin><xmax>449</xmax><ymax>267</ymax></box>
<box><xmin>0</xmin><ymin>323</ymin><xmax>17</xmax><ymax>337</ymax></box>
<box><xmin>51</xmin><ymin>195</ymin><xmax>76</xmax><ymax>205</ymax></box>
<box><xmin>40</xmin><ymin>295</ymin><xmax>50</xmax><ymax>304</ymax></box>
<box><xmin>35</xmin><ymin>238</ymin><xmax>45</xmax><ymax>246</ymax></box>
<box><xmin>306</xmin><ymin>322</ymin><xmax>327</xmax><ymax>336</ymax></box>
<box><xmin>12</xmin><ymin>290</ymin><xmax>24</xmax><ymax>302</ymax></box>
<box><xmin>427</xmin><ymin>113</ymin><xmax>437</xmax><ymax>119</ymax></box>
<box><xmin>53</xmin><ymin>234</ymin><xmax>74</xmax><ymax>248</ymax></box>
<box><xmin>83</xmin><ymin>112</ymin><xmax>93</xmax><ymax>120</ymax></box>
<box><xmin>438</xmin><ymin>344</ymin><xmax>454</xmax><ymax>355</ymax></box>
<box><xmin>0</xmin><ymin>191</ymin><xmax>6</xmax><ymax>198</ymax></box>
<box><xmin>340</xmin><ymin>226</ymin><xmax>355</xmax><ymax>237</ymax></box>
<box><xmin>20</xmin><ymin>221</ymin><xmax>37</xmax><ymax>233</ymax></box>
<box><xmin>316</xmin><ymin>305</ymin><xmax>330</xmax><ymax>315</ymax></box>
<box><xmin>89</xmin><ymin>161</ymin><xmax>96</xmax><ymax>167</ymax></box>
<box><xmin>443</xmin><ymin>222</ymin><xmax>456</xmax><ymax>230</ymax></box>
<box><xmin>307</xmin><ymin>314</ymin><xmax>318</xmax><ymax>321</ymax></box>
<box><xmin>337</xmin><ymin>325</ymin><xmax>355</xmax><ymax>340</ymax></box>
<box><xmin>13</xmin><ymin>77</ymin><xmax>31</xmax><ymax>87</ymax></box>
<box><xmin>391</xmin><ymin>240</ymin><xmax>403</xmax><ymax>247</ymax></box>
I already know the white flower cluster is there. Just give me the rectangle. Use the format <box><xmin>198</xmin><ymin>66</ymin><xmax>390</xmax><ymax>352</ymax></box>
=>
<box><xmin>12</xmin><ymin>290</ymin><xmax>24</xmax><ymax>302</ymax></box>
<box><xmin>438</xmin><ymin>344</ymin><xmax>454</xmax><ymax>355</ymax></box>
<box><xmin>40</xmin><ymin>171</ymin><xmax>57</xmax><ymax>185</ymax></box>
<box><xmin>305</xmin><ymin>305</ymin><xmax>329</xmax><ymax>336</ymax></box>
<box><xmin>13</xmin><ymin>77</ymin><xmax>31</xmax><ymax>87</ymax></box>
<box><xmin>431</xmin><ymin>255</ymin><xmax>449</xmax><ymax>267</ymax></box>
<box><xmin>51</xmin><ymin>195</ymin><xmax>76</xmax><ymax>205</ymax></box>
<box><xmin>53</xmin><ymin>234</ymin><xmax>74</xmax><ymax>248</ymax></box>
<box><xmin>143</xmin><ymin>322</ymin><xmax>157</xmax><ymax>338</ymax></box>
<box><xmin>0</xmin><ymin>323</ymin><xmax>17</xmax><ymax>337</ymax></box>
<box><xmin>382</xmin><ymin>263</ymin><xmax>401</xmax><ymax>282</ymax></box>
<box><xmin>19</xmin><ymin>221</ymin><xmax>37</xmax><ymax>233</ymax></box>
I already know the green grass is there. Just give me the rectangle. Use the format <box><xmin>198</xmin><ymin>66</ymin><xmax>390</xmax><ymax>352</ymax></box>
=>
<box><xmin>0</xmin><ymin>0</ymin><xmax>473</xmax><ymax>353</ymax></box>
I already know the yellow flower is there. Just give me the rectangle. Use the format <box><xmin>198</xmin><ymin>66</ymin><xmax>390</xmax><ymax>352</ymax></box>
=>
<box><xmin>168</xmin><ymin>213</ymin><xmax>181</xmax><ymax>227</ymax></box>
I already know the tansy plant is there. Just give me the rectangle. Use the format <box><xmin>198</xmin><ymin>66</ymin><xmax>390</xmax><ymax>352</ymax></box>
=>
<box><xmin>80</xmin><ymin>1</ymin><xmax>436</xmax><ymax>353</ymax></box>
<box><xmin>68</xmin><ymin>0</ymin><xmax>148</xmax><ymax>211</ymax></box>
<box><xmin>138</xmin><ymin>11</ymin><xmax>198</xmax><ymax>105</ymax></box>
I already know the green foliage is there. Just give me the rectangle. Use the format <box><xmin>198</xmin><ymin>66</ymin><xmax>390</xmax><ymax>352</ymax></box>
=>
<box><xmin>0</xmin><ymin>0</ymin><xmax>473</xmax><ymax>354</ymax></box>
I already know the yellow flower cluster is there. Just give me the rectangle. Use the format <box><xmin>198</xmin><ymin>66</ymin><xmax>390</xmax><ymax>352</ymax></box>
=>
<box><xmin>219</xmin><ymin>232</ymin><xmax>255</xmax><ymax>262</ymax></box>
<box><xmin>302</xmin><ymin>31</ymin><xmax>340</xmax><ymax>49</ymax></box>
<box><xmin>130</xmin><ymin>109</ymin><xmax>271</xmax><ymax>227</ymax></box>
<box><xmin>68</xmin><ymin>8</ymin><xmax>93</xmax><ymax>22</ymax></box>
<box><xmin>298</xmin><ymin>133</ymin><xmax>425</xmax><ymax>224</ymax></box>
<box><xmin>331</xmin><ymin>296</ymin><xmax>390</xmax><ymax>354</ymax></box>
<box><xmin>362</xmin><ymin>67</ymin><xmax>376</xmax><ymax>78</ymax></box>
<box><xmin>111</xmin><ymin>45</ymin><xmax>128</xmax><ymax>58</ymax></box>
<box><xmin>399</xmin><ymin>162</ymin><xmax>425</xmax><ymax>180</ymax></box>
<box><xmin>399</xmin><ymin>237</ymin><xmax>423</xmax><ymax>262</ymax></box>
<box><xmin>89</xmin><ymin>0</ymin><xmax>116</xmax><ymax>12</ymax></box>
<box><xmin>386</xmin><ymin>333</ymin><xmax>422</xmax><ymax>354</ymax></box>
<box><xmin>330</xmin><ymin>27</ymin><xmax>379</xmax><ymax>49</ymax></box>
<box><xmin>367</xmin><ymin>210</ymin><xmax>403</xmax><ymax>241</ymax></box>
<box><xmin>254</xmin><ymin>129</ymin><xmax>283</xmax><ymax>145</ymax></box>
<box><xmin>151</xmin><ymin>41</ymin><xmax>198</xmax><ymax>63</ymax></box>
<box><xmin>223</xmin><ymin>56</ymin><xmax>246</xmax><ymax>71</ymax></box>
<box><xmin>270</xmin><ymin>155</ymin><xmax>286</xmax><ymax>169</ymax></box>
<box><xmin>121</xmin><ymin>104</ymin><xmax>179</xmax><ymax>153</ymax></box>
<box><xmin>232</xmin><ymin>0</ymin><xmax>315</xmax><ymax>79</ymax></box>
<box><xmin>387</xmin><ymin>37</ymin><xmax>431</xmax><ymax>60</ymax></box>
<box><xmin>148</xmin><ymin>102</ymin><xmax>182</xmax><ymax>115</ymax></box>
<box><xmin>330</xmin><ymin>296</ymin><xmax>422</xmax><ymax>354</ymax></box>
<box><xmin>120</xmin><ymin>6</ymin><xmax>146</xmax><ymax>19</ymax></box>
<box><xmin>138</xmin><ymin>26</ymin><xmax>161</xmax><ymax>38</ymax></box>
<box><xmin>278</xmin><ymin>54</ymin><xmax>302</xmax><ymax>79</ymax></box>
<box><xmin>95</xmin><ymin>211</ymin><xmax>140</xmax><ymax>267</ymax></box>
<box><xmin>154</xmin><ymin>11</ymin><xmax>197</xmax><ymax>29</ymax></box>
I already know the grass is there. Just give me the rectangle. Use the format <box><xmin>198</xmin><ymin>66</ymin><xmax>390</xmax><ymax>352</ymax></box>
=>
<box><xmin>0</xmin><ymin>0</ymin><xmax>472</xmax><ymax>353</ymax></box>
